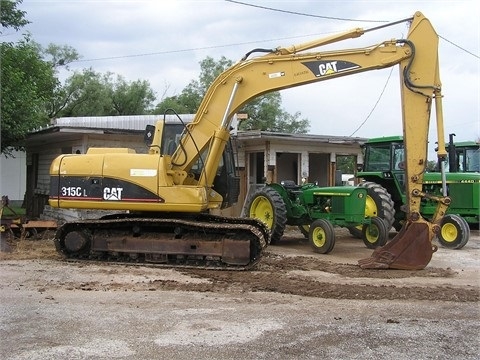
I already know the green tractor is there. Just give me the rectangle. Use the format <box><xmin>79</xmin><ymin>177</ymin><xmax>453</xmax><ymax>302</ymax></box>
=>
<box><xmin>354</xmin><ymin>134</ymin><xmax>479</xmax><ymax>249</ymax></box>
<box><xmin>442</xmin><ymin>134</ymin><xmax>480</xmax><ymax>173</ymax></box>
<box><xmin>243</xmin><ymin>181</ymin><xmax>388</xmax><ymax>253</ymax></box>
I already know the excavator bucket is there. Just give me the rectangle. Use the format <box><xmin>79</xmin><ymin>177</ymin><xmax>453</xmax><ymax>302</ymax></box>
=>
<box><xmin>358</xmin><ymin>220</ymin><xmax>438</xmax><ymax>270</ymax></box>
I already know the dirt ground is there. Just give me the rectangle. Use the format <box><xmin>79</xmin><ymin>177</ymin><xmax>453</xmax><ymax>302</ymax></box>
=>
<box><xmin>1</xmin><ymin>227</ymin><xmax>479</xmax><ymax>359</ymax></box>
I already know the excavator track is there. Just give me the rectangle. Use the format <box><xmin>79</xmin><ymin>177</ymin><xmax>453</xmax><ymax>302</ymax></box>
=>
<box><xmin>54</xmin><ymin>213</ymin><xmax>270</xmax><ymax>270</ymax></box>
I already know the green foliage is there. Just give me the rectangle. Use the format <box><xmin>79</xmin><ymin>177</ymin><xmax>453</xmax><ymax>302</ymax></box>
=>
<box><xmin>0</xmin><ymin>0</ymin><xmax>29</xmax><ymax>32</ymax></box>
<box><xmin>1</xmin><ymin>38</ymin><xmax>56</xmax><ymax>155</ymax></box>
<box><xmin>426</xmin><ymin>160</ymin><xmax>437</xmax><ymax>172</ymax></box>
<box><xmin>273</xmin><ymin>111</ymin><xmax>310</xmax><ymax>134</ymax></box>
<box><xmin>239</xmin><ymin>93</ymin><xmax>282</xmax><ymax>131</ymax></box>
<box><xmin>43</xmin><ymin>43</ymin><xmax>80</xmax><ymax>69</ymax></box>
<box><xmin>57</xmin><ymin>68</ymin><xmax>111</xmax><ymax>116</ymax></box>
<box><xmin>155</xmin><ymin>56</ymin><xmax>233</xmax><ymax>115</ymax></box>
<box><xmin>0</xmin><ymin>0</ymin><xmax>56</xmax><ymax>155</ymax></box>
<box><xmin>109</xmin><ymin>77</ymin><xmax>156</xmax><ymax>115</ymax></box>
<box><xmin>336</xmin><ymin>155</ymin><xmax>356</xmax><ymax>174</ymax></box>
<box><xmin>238</xmin><ymin>93</ymin><xmax>309</xmax><ymax>133</ymax></box>
<box><xmin>155</xmin><ymin>56</ymin><xmax>310</xmax><ymax>133</ymax></box>
<box><xmin>193</xmin><ymin>56</ymin><xmax>234</xmax><ymax>96</ymax></box>
<box><xmin>41</xmin><ymin>44</ymin><xmax>82</xmax><ymax>117</ymax></box>
<box><xmin>55</xmin><ymin>70</ymin><xmax>156</xmax><ymax>117</ymax></box>
<box><xmin>153</xmin><ymin>96</ymin><xmax>190</xmax><ymax>115</ymax></box>
<box><xmin>175</xmin><ymin>86</ymin><xmax>203</xmax><ymax>113</ymax></box>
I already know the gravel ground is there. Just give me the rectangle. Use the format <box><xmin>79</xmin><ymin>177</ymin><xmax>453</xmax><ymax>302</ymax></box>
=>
<box><xmin>0</xmin><ymin>228</ymin><xmax>479</xmax><ymax>359</ymax></box>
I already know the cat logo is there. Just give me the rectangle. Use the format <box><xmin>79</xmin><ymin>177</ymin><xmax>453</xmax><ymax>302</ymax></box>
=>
<box><xmin>318</xmin><ymin>61</ymin><xmax>339</xmax><ymax>76</ymax></box>
<box><xmin>103</xmin><ymin>187</ymin><xmax>123</xmax><ymax>200</ymax></box>
<box><xmin>301</xmin><ymin>60</ymin><xmax>360</xmax><ymax>77</ymax></box>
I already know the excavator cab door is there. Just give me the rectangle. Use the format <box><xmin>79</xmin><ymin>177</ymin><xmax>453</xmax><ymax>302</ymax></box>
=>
<box><xmin>214</xmin><ymin>139</ymin><xmax>240</xmax><ymax>209</ymax></box>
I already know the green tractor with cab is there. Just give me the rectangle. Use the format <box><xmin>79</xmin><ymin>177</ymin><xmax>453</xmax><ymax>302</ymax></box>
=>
<box><xmin>354</xmin><ymin>134</ymin><xmax>479</xmax><ymax>249</ymax></box>
<box><xmin>243</xmin><ymin>180</ymin><xmax>388</xmax><ymax>254</ymax></box>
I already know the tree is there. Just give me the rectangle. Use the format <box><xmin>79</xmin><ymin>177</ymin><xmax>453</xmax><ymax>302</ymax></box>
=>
<box><xmin>42</xmin><ymin>43</ymin><xmax>80</xmax><ymax>69</ymax></box>
<box><xmin>1</xmin><ymin>37</ymin><xmax>57</xmax><ymax>156</ymax></box>
<box><xmin>0</xmin><ymin>2</ymin><xmax>82</xmax><ymax>155</ymax></box>
<box><xmin>272</xmin><ymin>111</ymin><xmax>310</xmax><ymax>134</ymax></box>
<box><xmin>1</xmin><ymin>0</ymin><xmax>57</xmax><ymax>156</ymax></box>
<box><xmin>336</xmin><ymin>155</ymin><xmax>356</xmax><ymax>174</ymax></box>
<box><xmin>41</xmin><ymin>43</ymin><xmax>81</xmax><ymax>118</ymax></box>
<box><xmin>188</xmin><ymin>56</ymin><xmax>234</xmax><ymax>100</ymax></box>
<box><xmin>56</xmin><ymin>68</ymin><xmax>112</xmax><ymax>117</ymax></box>
<box><xmin>155</xmin><ymin>56</ymin><xmax>233</xmax><ymax>115</ymax></box>
<box><xmin>108</xmin><ymin>76</ymin><xmax>156</xmax><ymax>115</ymax></box>
<box><xmin>239</xmin><ymin>93</ymin><xmax>309</xmax><ymax>133</ymax></box>
<box><xmin>0</xmin><ymin>0</ymin><xmax>29</xmax><ymax>32</ymax></box>
<box><xmin>238</xmin><ymin>93</ymin><xmax>282</xmax><ymax>131</ymax></box>
<box><xmin>0</xmin><ymin>0</ymin><xmax>157</xmax><ymax>155</ymax></box>
<box><xmin>153</xmin><ymin>95</ymin><xmax>190</xmax><ymax>115</ymax></box>
<box><xmin>154</xmin><ymin>56</ymin><xmax>310</xmax><ymax>133</ymax></box>
<box><xmin>426</xmin><ymin>160</ymin><xmax>438</xmax><ymax>172</ymax></box>
<box><xmin>56</xmin><ymin>70</ymin><xmax>156</xmax><ymax>117</ymax></box>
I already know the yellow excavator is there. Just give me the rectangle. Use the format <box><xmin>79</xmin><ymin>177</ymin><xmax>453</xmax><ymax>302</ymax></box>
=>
<box><xmin>49</xmin><ymin>11</ymin><xmax>450</xmax><ymax>270</ymax></box>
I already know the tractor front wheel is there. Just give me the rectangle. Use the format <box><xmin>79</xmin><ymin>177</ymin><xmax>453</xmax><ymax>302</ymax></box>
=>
<box><xmin>437</xmin><ymin>214</ymin><xmax>470</xmax><ymax>249</ymax></box>
<box><xmin>308</xmin><ymin>219</ymin><xmax>335</xmax><ymax>254</ymax></box>
<box><xmin>362</xmin><ymin>216</ymin><xmax>388</xmax><ymax>249</ymax></box>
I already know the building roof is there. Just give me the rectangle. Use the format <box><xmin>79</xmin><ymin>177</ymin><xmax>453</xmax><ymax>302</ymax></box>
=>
<box><xmin>50</xmin><ymin>115</ymin><xmax>196</xmax><ymax>131</ymax></box>
<box><xmin>236</xmin><ymin>130</ymin><xmax>367</xmax><ymax>145</ymax></box>
<box><xmin>27</xmin><ymin>115</ymin><xmax>366</xmax><ymax>147</ymax></box>
<box><xmin>26</xmin><ymin>115</ymin><xmax>196</xmax><ymax>147</ymax></box>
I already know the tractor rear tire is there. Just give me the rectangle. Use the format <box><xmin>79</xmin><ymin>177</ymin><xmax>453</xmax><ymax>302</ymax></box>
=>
<box><xmin>348</xmin><ymin>181</ymin><xmax>395</xmax><ymax>238</ymax></box>
<box><xmin>361</xmin><ymin>216</ymin><xmax>388</xmax><ymax>249</ymax></box>
<box><xmin>437</xmin><ymin>214</ymin><xmax>470</xmax><ymax>249</ymax></box>
<box><xmin>244</xmin><ymin>186</ymin><xmax>287</xmax><ymax>245</ymax></box>
<box><xmin>309</xmin><ymin>219</ymin><xmax>335</xmax><ymax>254</ymax></box>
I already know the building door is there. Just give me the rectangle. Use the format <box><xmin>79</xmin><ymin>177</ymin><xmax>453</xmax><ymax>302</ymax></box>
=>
<box><xmin>25</xmin><ymin>153</ymin><xmax>39</xmax><ymax>217</ymax></box>
<box><xmin>308</xmin><ymin>153</ymin><xmax>329</xmax><ymax>186</ymax></box>
<box><xmin>248</xmin><ymin>152</ymin><xmax>265</xmax><ymax>186</ymax></box>
<box><xmin>276</xmin><ymin>152</ymin><xmax>300</xmax><ymax>184</ymax></box>
<box><xmin>240</xmin><ymin>152</ymin><xmax>266</xmax><ymax>216</ymax></box>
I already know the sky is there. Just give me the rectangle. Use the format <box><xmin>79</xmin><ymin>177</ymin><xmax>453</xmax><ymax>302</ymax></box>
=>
<box><xmin>4</xmin><ymin>0</ymin><xmax>480</xmax><ymax>160</ymax></box>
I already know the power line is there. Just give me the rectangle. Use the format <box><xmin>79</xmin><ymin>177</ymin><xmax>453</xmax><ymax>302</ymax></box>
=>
<box><xmin>349</xmin><ymin>67</ymin><xmax>395</xmax><ymax>137</ymax></box>
<box><xmin>70</xmin><ymin>33</ymin><xmax>332</xmax><ymax>63</ymax></box>
<box><xmin>225</xmin><ymin>0</ymin><xmax>386</xmax><ymax>23</ymax></box>
<box><xmin>346</xmin><ymin>35</ymin><xmax>479</xmax><ymax>136</ymax></box>
<box><xmin>440</xmin><ymin>35</ymin><xmax>480</xmax><ymax>59</ymax></box>
<box><xmin>226</xmin><ymin>0</ymin><xmax>479</xmax><ymax>137</ymax></box>
<box><xmin>227</xmin><ymin>0</ymin><xmax>479</xmax><ymax>60</ymax></box>
<box><xmin>70</xmin><ymin>4</ymin><xmax>478</xmax><ymax>64</ymax></box>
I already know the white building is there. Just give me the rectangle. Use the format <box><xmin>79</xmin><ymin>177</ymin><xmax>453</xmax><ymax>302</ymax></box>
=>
<box><xmin>0</xmin><ymin>151</ymin><xmax>27</xmax><ymax>203</ymax></box>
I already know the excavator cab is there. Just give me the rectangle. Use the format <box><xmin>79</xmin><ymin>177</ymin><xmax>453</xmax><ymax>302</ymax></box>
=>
<box><xmin>144</xmin><ymin>119</ymin><xmax>240</xmax><ymax>209</ymax></box>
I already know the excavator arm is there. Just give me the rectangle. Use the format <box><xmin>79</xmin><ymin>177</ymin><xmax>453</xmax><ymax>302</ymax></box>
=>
<box><xmin>176</xmin><ymin>13</ymin><xmax>447</xmax><ymax>186</ymax></box>
<box><xmin>173</xmin><ymin>26</ymin><xmax>416</xmax><ymax>183</ymax></box>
